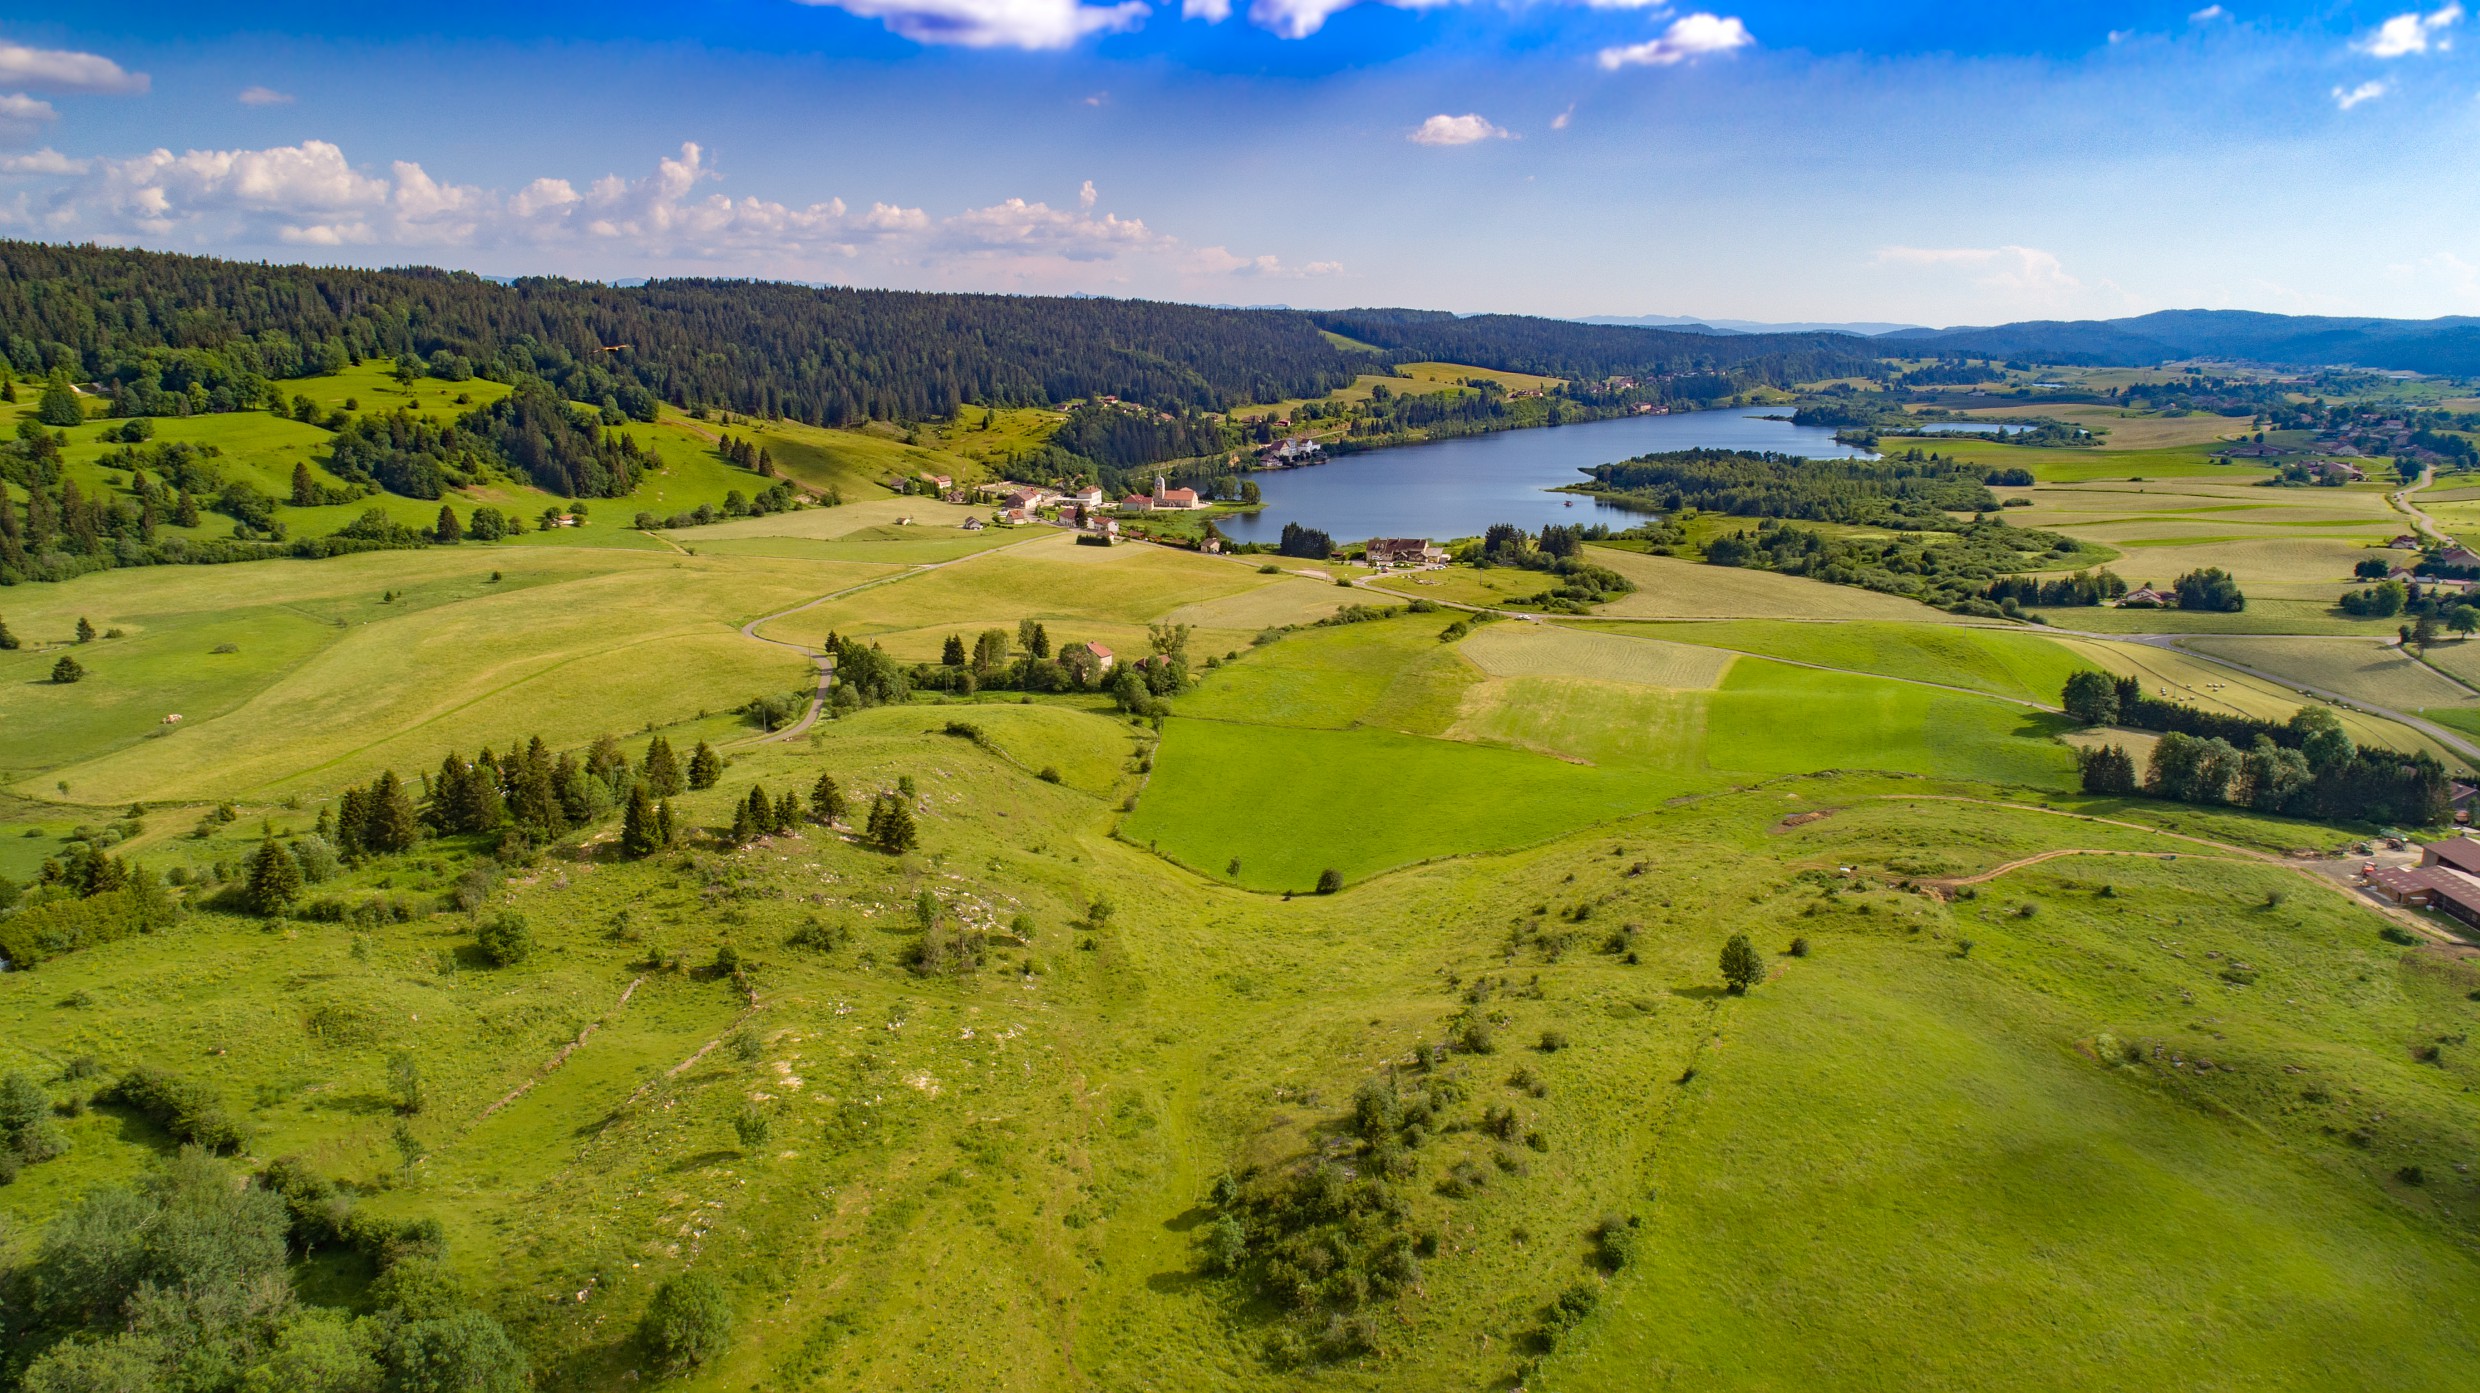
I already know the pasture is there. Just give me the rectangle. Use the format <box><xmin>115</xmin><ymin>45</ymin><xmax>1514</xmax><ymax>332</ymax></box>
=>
<box><xmin>2179</xmin><ymin>636</ymin><xmax>2479</xmax><ymax>714</ymax></box>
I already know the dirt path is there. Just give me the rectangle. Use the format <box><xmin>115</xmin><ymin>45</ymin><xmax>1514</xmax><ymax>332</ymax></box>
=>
<box><xmin>1870</xmin><ymin>793</ymin><xmax>2470</xmax><ymax>945</ymax></box>
<box><xmin>2391</xmin><ymin>464</ymin><xmax>2452</xmax><ymax>546</ymax></box>
<box><xmin>732</xmin><ymin>532</ymin><xmax>1052</xmax><ymax>744</ymax></box>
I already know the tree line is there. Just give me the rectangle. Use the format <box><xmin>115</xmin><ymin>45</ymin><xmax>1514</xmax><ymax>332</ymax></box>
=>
<box><xmin>2064</xmin><ymin>671</ymin><xmax>2451</xmax><ymax>825</ymax></box>
<box><xmin>1582</xmin><ymin>447</ymin><xmax>2000</xmax><ymax>527</ymax></box>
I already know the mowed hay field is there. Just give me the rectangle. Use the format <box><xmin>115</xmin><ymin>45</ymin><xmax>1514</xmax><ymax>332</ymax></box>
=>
<box><xmin>1608</xmin><ymin>620</ymin><xmax>2087</xmax><ymax>706</ymax></box>
<box><xmin>1132</xmin><ymin>616</ymin><xmax>2084</xmax><ymax>888</ymax></box>
<box><xmin>2180</xmin><ymin>636</ymin><xmax>2480</xmax><ymax>714</ymax></box>
<box><xmin>0</xmin><ymin>547</ymin><xmax>842</xmax><ymax>803</ymax></box>
<box><xmin>1584</xmin><ymin>546</ymin><xmax>1967</xmax><ymax>621</ymax></box>
<box><xmin>2051</xmin><ymin>637</ymin><xmax>2459</xmax><ymax>759</ymax></box>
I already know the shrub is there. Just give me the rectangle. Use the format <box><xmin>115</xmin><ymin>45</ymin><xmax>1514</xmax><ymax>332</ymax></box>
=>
<box><xmin>1590</xmin><ymin>1213</ymin><xmax>1640</xmax><ymax>1271</ymax></box>
<box><xmin>384</xmin><ymin>1310</ymin><xmax>530</xmax><ymax>1393</ymax></box>
<box><xmin>1315</xmin><ymin>868</ymin><xmax>1343</xmax><ymax>895</ymax></box>
<box><xmin>641</xmin><ymin>1271</ymin><xmax>734</xmax><ymax>1371</ymax></box>
<box><xmin>101</xmin><ymin>1066</ymin><xmax>248</xmax><ymax>1152</ymax></box>
<box><xmin>474</xmin><ymin>911</ymin><xmax>532</xmax><ymax>967</ymax></box>
<box><xmin>733</xmin><ymin>1106</ymin><xmax>771</xmax><ymax>1150</ymax></box>
<box><xmin>1788</xmin><ymin>935</ymin><xmax>1811</xmax><ymax>957</ymax></box>
<box><xmin>1537</xmin><ymin>1029</ymin><xmax>1568</xmax><ymax>1053</ymax></box>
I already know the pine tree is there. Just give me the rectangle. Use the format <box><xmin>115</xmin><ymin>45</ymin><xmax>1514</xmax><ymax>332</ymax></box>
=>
<box><xmin>175</xmin><ymin>489</ymin><xmax>200</xmax><ymax>528</ymax></box>
<box><xmin>810</xmin><ymin>773</ymin><xmax>846</xmax><ymax>825</ymax></box>
<box><xmin>34</xmin><ymin>374</ymin><xmax>82</xmax><ymax>428</ymax></box>
<box><xmin>865</xmin><ymin>791</ymin><xmax>918</xmax><ymax>854</ymax></box>
<box><xmin>643</xmin><ymin>736</ymin><xmax>684</xmax><ymax>796</ymax></box>
<box><xmin>291</xmin><ymin>461</ymin><xmax>318</xmax><ymax>507</ymax></box>
<box><xmin>435</xmin><ymin>504</ymin><xmax>464</xmax><ymax>544</ymax></box>
<box><xmin>688</xmin><ymin>741</ymin><xmax>723</xmax><ymax>790</ymax></box>
<box><xmin>75</xmin><ymin>617</ymin><xmax>95</xmax><ymax>643</ymax></box>
<box><xmin>335</xmin><ymin>787</ymin><xmax>369</xmax><ymax>859</ymax></box>
<box><xmin>774</xmin><ymin>790</ymin><xmax>803</xmax><ymax>833</ymax></box>
<box><xmin>620</xmin><ymin>783</ymin><xmax>662</xmax><ymax>859</ymax></box>
<box><xmin>942</xmin><ymin>634</ymin><xmax>967</xmax><ymax>667</ymax></box>
<box><xmin>744</xmin><ymin>786</ymin><xmax>773</xmax><ymax>838</ymax></box>
<box><xmin>366</xmin><ymin>771</ymin><xmax>420</xmax><ymax>854</ymax></box>
<box><xmin>49</xmin><ymin>655</ymin><xmax>82</xmax><ymax>684</ymax></box>
<box><xmin>0</xmin><ymin>614</ymin><xmax>19</xmax><ymax>650</ymax></box>
<box><xmin>657</xmin><ymin>798</ymin><xmax>677</xmax><ymax>848</ymax></box>
<box><xmin>247</xmin><ymin>836</ymin><xmax>303</xmax><ymax>915</ymax></box>
<box><xmin>729</xmin><ymin>795</ymin><xmax>758</xmax><ymax>846</ymax></box>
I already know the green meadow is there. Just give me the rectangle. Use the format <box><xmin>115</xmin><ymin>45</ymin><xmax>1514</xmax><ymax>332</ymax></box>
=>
<box><xmin>7</xmin><ymin>413</ymin><xmax>2480</xmax><ymax>1393</ymax></box>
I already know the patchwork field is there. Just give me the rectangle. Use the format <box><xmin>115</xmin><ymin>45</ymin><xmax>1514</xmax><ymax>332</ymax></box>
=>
<box><xmin>2180</xmin><ymin>636</ymin><xmax>2480</xmax><ymax>713</ymax></box>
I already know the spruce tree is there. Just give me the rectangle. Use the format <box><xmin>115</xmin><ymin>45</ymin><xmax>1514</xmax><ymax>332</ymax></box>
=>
<box><xmin>49</xmin><ymin>655</ymin><xmax>82</xmax><ymax>684</ymax></box>
<box><xmin>291</xmin><ymin>462</ymin><xmax>318</xmax><ymax>507</ymax></box>
<box><xmin>744</xmin><ymin>786</ymin><xmax>773</xmax><ymax>837</ymax></box>
<box><xmin>335</xmin><ymin>787</ymin><xmax>369</xmax><ymax>859</ymax></box>
<box><xmin>774</xmin><ymin>790</ymin><xmax>802</xmax><ymax>834</ymax></box>
<box><xmin>620</xmin><ymin>784</ymin><xmax>662</xmax><ymax>858</ymax></box>
<box><xmin>34</xmin><ymin>374</ymin><xmax>82</xmax><ymax>427</ymax></box>
<box><xmin>175</xmin><ymin>489</ymin><xmax>200</xmax><ymax>528</ymax></box>
<box><xmin>643</xmin><ymin>736</ymin><xmax>683</xmax><ymax>796</ymax></box>
<box><xmin>0</xmin><ymin>614</ymin><xmax>19</xmax><ymax>650</ymax></box>
<box><xmin>866</xmin><ymin>792</ymin><xmax>918</xmax><ymax>854</ymax></box>
<box><xmin>247</xmin><ymin>836</ymin><xmax>303</xmax><ymax>915</ymax></box>
<box><xmin>729</xmin><ymin>795</ymin><xmax>758</xmax><ymax>846</ymax></box>
<box><xmin>366</xmin><ymin>771</ymin><xmax>420</xmax><ymax>854</ymax></box>
<box><xmin>810</xmin><ymin>773</ymin><xmax>846</xmax><ymax>824</ymax></box>
<box><xmin>75</xmin><ymin>617</ymin><xmax>95</xmax><ymax>643</ymax></box>
<box><xmin>657</xmin><ymin>798</ymin><xmax>677</xmax><ymax>847</ymax></box>
<box><xmin>688</xmin><ymin>741</ymin><xmax>723</xmax><ymax>790</ymax></box>
<box><xmin>942</xmin><ymin>634</ymin><xmax>967</xmax><ymax>667</ymax></box>
<box><xmin>435</xmin><ymin>505</ymin><xmax>463</xmax><ymax>544</ymax></box>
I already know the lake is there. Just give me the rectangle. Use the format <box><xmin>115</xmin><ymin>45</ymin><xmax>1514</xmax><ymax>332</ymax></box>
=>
<box><xmin>1212</xmin><ymin>407</ymin><xmax>1873</xmax><ymax>544</ymax></box>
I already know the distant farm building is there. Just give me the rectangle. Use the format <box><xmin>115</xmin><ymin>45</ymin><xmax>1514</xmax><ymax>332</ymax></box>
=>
<box><xmin>1365</xmin><ymin>538</ymin><xmax>1445</xmax><ymax>570</ymax></box>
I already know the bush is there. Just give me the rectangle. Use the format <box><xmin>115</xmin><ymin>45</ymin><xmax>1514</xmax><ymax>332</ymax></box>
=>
<box><xmin>385</xmin><ymin>1310</ymin><xmax>529</xmax><ymax>1393</ymax></box>
<box><xmin>1590</xmin><ymin>1213</ymin><xmax>1640</xmax><ymax>1271</ymax></box>
<box><xmin>1314</xmin><ymin>868</ymin><xmax>1343</xmax><ymax>895</ymax></box>
<box><xmin>101</xmin><ymin>1066</ymin><xmax>248</xmax><ymax>1152</ymax></box>
<box><xmin>1537</xmin><ymin>1029</ymin><xmax>1568</xmax><ymax>1053</ymax></box>
<box><xmin>1719</xmin><ymin>932</ymin><xmax>1761</xmax><ymax>994</ymax></box>
<box><xmin>474</xmin><ymin>911</ymin><xmax>532</xmax><ymax>967</ymax></box>
<box><xmin>641</xmin><ymin>1271</ymin><xmax>734</xmax><ymax>1371</ymax></box>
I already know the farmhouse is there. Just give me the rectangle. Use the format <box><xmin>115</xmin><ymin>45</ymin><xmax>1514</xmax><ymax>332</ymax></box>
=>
<box><xmin>1061</xmin><ymin>640</ymin><xmax>1114</xmax><ymax>672</ymax></box>
<box><xmin>1365</xmin><ymin>538</ymin><xmax>1445</xmax><ymax>569</ymax></box>
<box><xmin>2117</xmin><ymin>586</ymin><xmax>2173</xmax><ymax>608</ymax></box>
<box><xmin>1062</xmin><ymin>486</ymin><xmax>1106</xmax><ymax>509</ymax></box>
<box><xmin>1119</xmin><ymin>493</ymin><xmax>1155</xmax><ymax>513</ymax></box>
<box><xmin>2391</xmin><ymin>534</ymin><xmax>2423</xmax><ymax>549</ymax></box>
<box><xmin>960</xmin><ymin>516</ymin><xmax>986</xmax><ymax>531</ymax></box>
<box><xmin>2421</xmin><ymin>835</ymin><xmax>2480</xmax><ymax>878</ymax></box>
<box><xmin>2439</xmin><ymin>546</ymin><xmax>2480</xmax><ymax>570</ymax></box>
<box><xmin>2371</xmin><ymin>863</ymin><xmax>2480</xmax><ymax>929</ymax></box>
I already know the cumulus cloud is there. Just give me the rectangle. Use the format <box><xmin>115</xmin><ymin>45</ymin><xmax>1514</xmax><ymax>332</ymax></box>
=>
<box><xmin>789</xmin><ymin>0</ymin><xmax>1148</xmax><ymax>48</ymax></box>
<box><xmin>2189</xmin><ymin>4</ymin><xmax>2226</xmax><ymax>20</ymax></box>
<box><xmin>1598</xmin><ymin>13</ymin><xmax>1754</xmax><ymax>71</ymax></box>
<box><xmin>0</xmin><ymin>35</ymin><xmax>147</xmax><ymax>94</ymax></box>
<box><xmin>2361</xmin><ymin>4</ymin><xmax>2461</xmax><ymax>57</ymax></box>
<box><xmin>0</xmin><ymin>91</ymin><xmax>57</xmax><ymax>141</ymax></box>
<box><xmin>2334</xmin><ymin>79</ymin><xmax>2388</xmax><ymax>108</ymax></box>
<box><xmin>238</xmin><ymin>86</ymin><xmax>294</xmax><ymax>106</ymax></box>
<box><xmin>2</xmin><ymin>138</ymin><xmax>1332</xmax><ymax>289</ymax></box>
<box><xmin>1409</xmin><ymin>113</ymin><xmax>1511</xmax><ymax>146</ymax></box>
<box><xmin>1550</xmin><ymin>103</ymin><xmax>1574</xmax><ymax>130</ymax></box>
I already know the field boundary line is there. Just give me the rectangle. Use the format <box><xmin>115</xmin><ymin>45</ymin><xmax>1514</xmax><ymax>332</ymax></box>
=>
<box><xmin>476</xmin><ymin>973</ymin><xmax>649</xmax><ymax>1122</ymax></box>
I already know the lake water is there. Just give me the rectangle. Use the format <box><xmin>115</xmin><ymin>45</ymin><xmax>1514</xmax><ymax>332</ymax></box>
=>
<box><xmin>1214</xmin><ymin>407</ymin><xmax>1876</xmax><ymax>544</ymax></box>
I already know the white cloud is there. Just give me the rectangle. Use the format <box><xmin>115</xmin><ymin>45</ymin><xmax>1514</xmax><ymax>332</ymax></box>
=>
<box><xmin>2</xmin><ymin>138</ymin><xmax>1332</xmax><ymax>289</ymax></box>
<box><xmin>2334</xmin><ymin>79</ymin><xmax>2388</xmax><ymax>108</ymax></box>
<box><xmin>1182</xmin><ymin>0</ymin><xmax>1231</xmax><ymax>17</ymax></box>
<box><xmin>0</xmin><ymin>147</ymin><xmax>82</xmax><ymax>175</ymax></box>
<box><xmin>2361</xmin><ymin>4</ymin><xmax>2461</xmax><ymax>57</ymax></box>
<box><xmin>1598</xmin><ymin>13</ymin><xmax>1754</xmax><ymax>71</ymax></box>
<box><xmin>789</xmin><ymin>0</ymin><xmax>1148</xmax><ymax>49</ymax></box>
<box><xmin>1550</xmin><ymin>103</ymin><xmax>1575</xmax><ymax>130</ymax></box>
<box><xmin>1870</xmin><ymin>243</ymin><xmax>2119</xmax><ymax>318</ymax></box>
<box><xmin>2189</xmin><ymin>4</ymin><xmax>2226</xmax><ymax>21</ymax></box>
<box><xmin>1409</xmin><ymin>113</ymin><xmax>1511</xmax><ymax>146</ymax></box>
<box><xmin>0</xmin><ymin>92</ymin><xmax>56</xmax><ymax>138</ymax></box>
<box><xmin>238</xmin><ymin>86</ymin><xmax>294</xmax><ymax>107</ymax></box>
<box><xmin>0</xmin><ymin>35</ymin><xmax>147</xmax><ymax>94</ymax></box>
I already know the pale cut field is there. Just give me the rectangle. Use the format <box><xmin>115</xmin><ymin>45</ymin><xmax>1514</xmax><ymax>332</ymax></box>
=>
<box><xmin>2052</xmin><ymin>637</ymin><xmax>2461</xmax><ymax>761</ymax></box>
<box><xmin>1163</xmin><ymin>573</ymin><xmax>1358</xmax><ymax>632</ymax></box>
<box><xmin>1584</xmin><ymin>547</ymin><xmax>1968</xmax><ymax>622</ymax></box>
<box><xmin>2179</xmin><ymin>636</ymin><xmax>2478</xmax><ymax>713</ymax></box>
<box><xmin>2399</xmin><ymin>638</ymin><xmax>2480</xmax><ymax>691</ymax></box>
<box><xmin>1445</xmin><ymin>675</ymin><xmax>1711</xmax><ymax>769</ymax></box>
<box><xmin>671</xmin><ymin>496</ymin><xmax>987</xmax><ymax>540</ymax></box>
<box><xmin>1965</xmin><ymin>406</ymin><xmax>2246</xmax><ymax>450</ymax></box>
<box><xmin>2060</xmin><ymin>725</ymin><xmax>2164</xmax><ymax>765</ymax></box>
<box><xmin>2091</xmin><ymin>536</ymin><xmax>2381</xmax><ymax>595</ymax></box>
<box><xmin>1458</xmin><ymin>622</ymin><xmax>1736</xmax><ymax>688</ymax></box>
<box><xmin>755</xmin><ymin>531</ymin><xmax>1286</xmax><ymax>647</ymax></box>
<box><xmin>11</xmin><ymin>553</ymin><xmax>844</xmax><ymax>804</ymax></box>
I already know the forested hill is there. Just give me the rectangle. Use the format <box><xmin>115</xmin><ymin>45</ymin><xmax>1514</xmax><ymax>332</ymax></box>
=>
<box><xmin>1883</xmin><ymin>309</ymin><xmax>2480</xmax><ymax>375</ymax></box>
<box><xmin>1309</xmin><ymin>308</ymin><xmax>1880</xmax><ymax>385</ymax></box>
<box><xmin>0</xmin><ymin>242</ymin><xmax>1364</xmax><ymax>424</ymax></box>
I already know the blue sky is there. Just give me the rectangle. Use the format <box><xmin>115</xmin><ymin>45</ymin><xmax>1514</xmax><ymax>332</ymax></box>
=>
<box><xmin>0</xmin><ymin>3</ymin><xmax>2469</xmax><ymax>323</ymax></box>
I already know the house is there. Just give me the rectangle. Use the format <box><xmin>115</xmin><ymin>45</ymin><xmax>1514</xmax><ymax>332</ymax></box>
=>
<box><xmin>1120</xmin><ymin>493</ymin><xmax>1156</xmax><ymax>513</ymax></box>
<box><xmin>1001</xmin><ymin>488</ymin><xmax>1051</xmax><ymax>513</ymax></box>
<box><xmin>1000</xmin><ymin>508</ymin><xmax>1033</xmax><ymax>526</ymax></box>
<box><xmin>974</xmin><ymin>481</ymin><xmax>1022</xmax><ymax>500</ymax></box>
<box><xmin>1062</xmin><ymin>486</ymin><xmax>1106</xmax><ymax>509</ymax></box>
<box><xmin>2390</xmin><ymin>534</ymin><xmax>2423</xmax><ymax>549</ymax></box>
<box><xmin>1366</xmin><ymin>538</ymin><xmax>1445</xmax><ymax>569</ymax></box>
<box><xmin>2315</xmin><ymin>460</ymin><xmax>2366</xmax><ymax>482</ymax></box>
<box><xmin>2441</xmin><ymin>547</ymin><xmax>2480</xmax><ymax>570</ymax></box>
<box><xmin>1259</xmin><ymin>437</ymin><xmax>1323</xmax><ymax>466</ymax></box>
<box><xmin>2117</xmin><ymin>586</ymin><xmax>2173</xmax><ymax>608</ymax></box>
<box><xmin>1084</xmin><ymin>515</ymin><xmax>1119</xmax><ymax>538</ymax></box>
<box><xmin>960</xmin><ymin>516</ymin><xmax>986</xmax><ymax>532</ymax></box>
<box><xmin>1061</xmin><ymin>640</ymin><xmax>1114</xmax><ymax>673</ymax></box>
<box><xmin>918</xmin><ymin>472</ymin><xmax>953</xmax><ymax>490</ymax></box>
<box><xmin>1202</xmin><ymin>537</ymin><xmax>1223</xmax><ymax>554</ymax></box>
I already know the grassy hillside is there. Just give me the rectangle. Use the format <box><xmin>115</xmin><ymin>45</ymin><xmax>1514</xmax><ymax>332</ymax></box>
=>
<box><xmin>5</xmin><ymin>505</ymin><xmax>2480</xmax><ymax>1393</ymax></box>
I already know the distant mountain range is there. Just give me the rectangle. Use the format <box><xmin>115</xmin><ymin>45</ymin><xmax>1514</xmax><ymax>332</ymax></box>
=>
<box><xmin>1876</xmin><ymin>310</ymin><xmax>2480</xmax><ymax>376</ymax></box>
<box><xmin>1581</xmin><ymin>314</ymin><xmax>1924</xmax><ymax>336</ymax></box>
